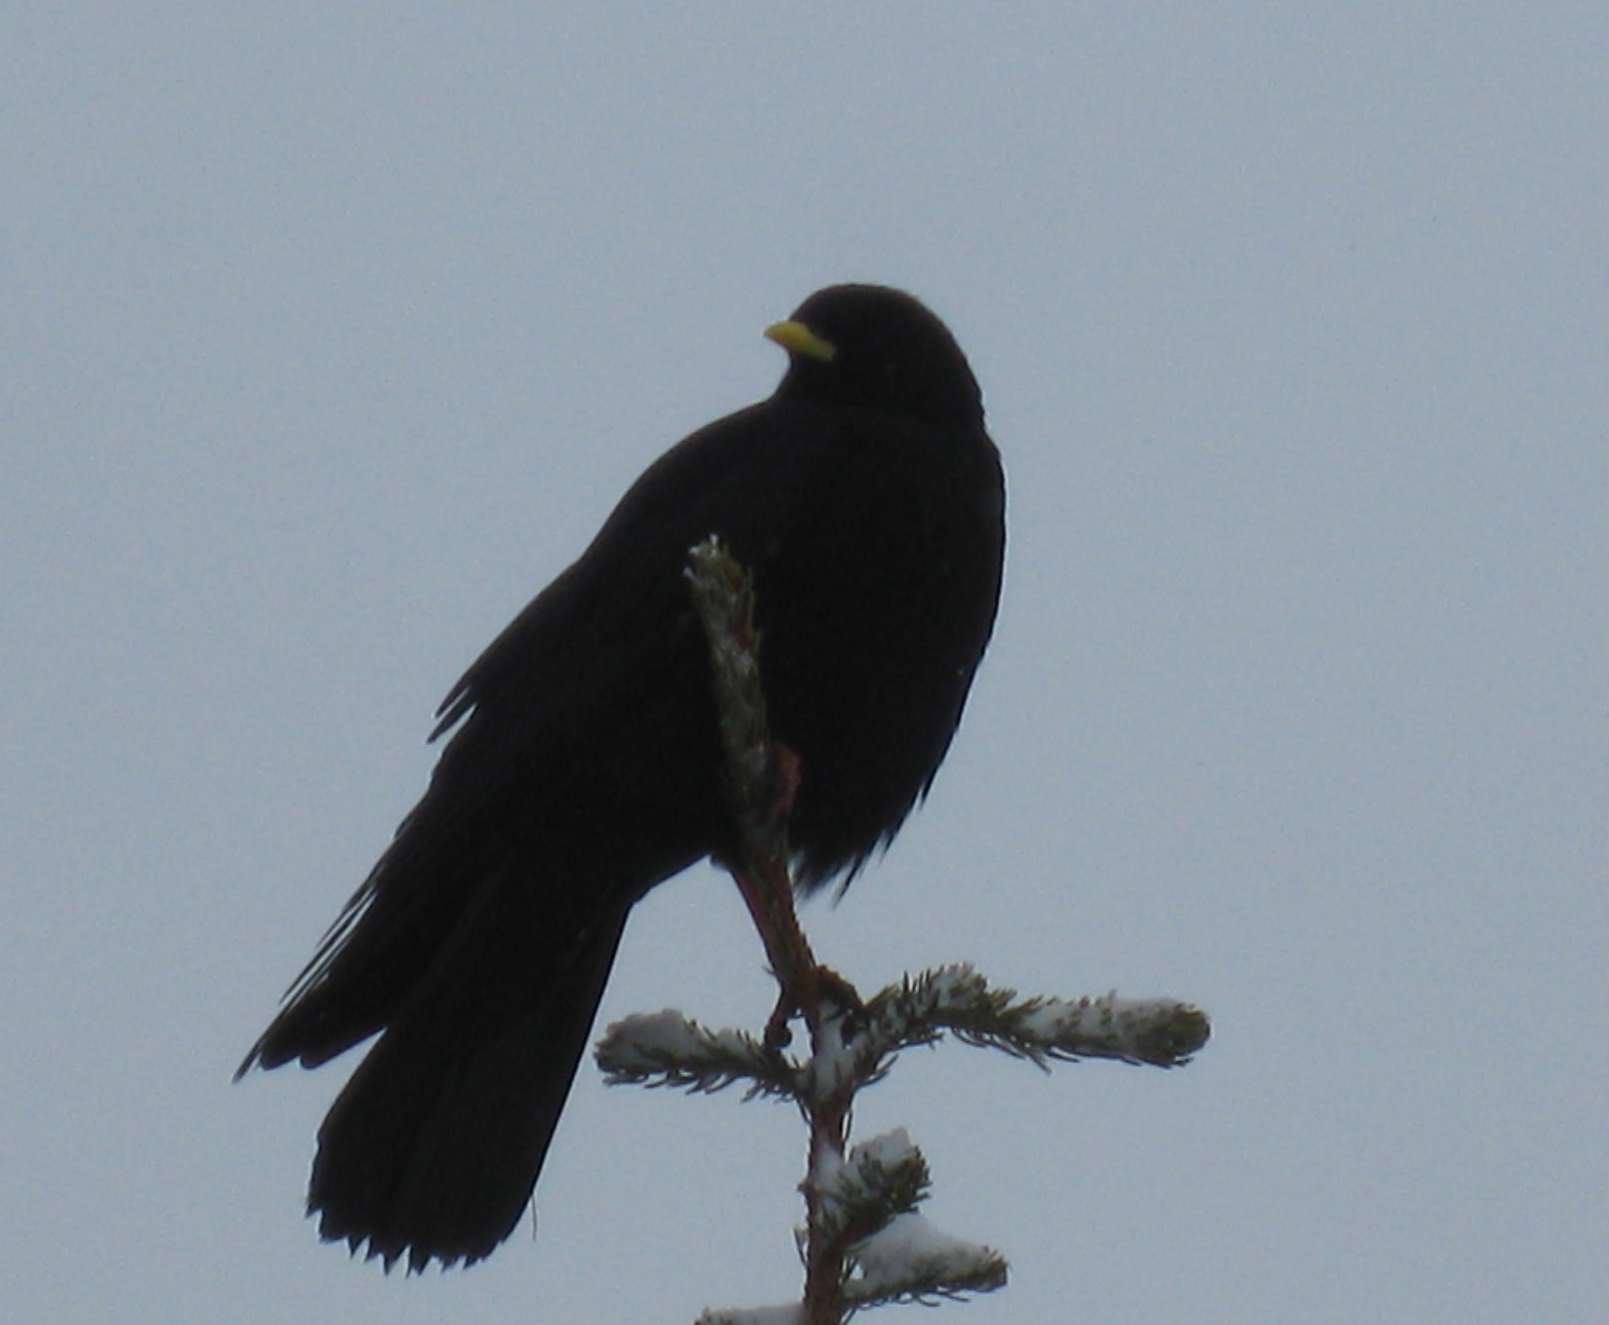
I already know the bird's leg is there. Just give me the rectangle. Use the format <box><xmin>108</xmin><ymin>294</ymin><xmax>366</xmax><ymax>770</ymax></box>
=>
<box><xmin>727</xmin><ymin>742</ymin><xmax>861</xmax><ymax>1047</ymax></box>
<box><xmin>730</xmin><ymin>859</ymin><xmax>812</xmax><ymax>1050</ymax></box>
<box><xmin>733</xmin><ymin>864</ymin><xmax>860</xmax><ymax>1050</ymax></box>
<box><xmin>728</xmin><ymin>741</ymin><xmax>813</xmax><ymax>1046</ymax></box>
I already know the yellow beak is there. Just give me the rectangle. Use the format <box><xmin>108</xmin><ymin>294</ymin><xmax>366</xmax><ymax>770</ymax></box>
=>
<box><xmin>764</xmin><ymin>319</ymin><xmax>838</xmax><ymax>363</ymax></box>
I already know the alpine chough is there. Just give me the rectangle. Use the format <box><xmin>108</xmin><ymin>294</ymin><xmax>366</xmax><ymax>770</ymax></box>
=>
<box><xmin>237</xmin><ymin>283</ymin><xmax>1006</xmax><ymax>1271</ymax></box>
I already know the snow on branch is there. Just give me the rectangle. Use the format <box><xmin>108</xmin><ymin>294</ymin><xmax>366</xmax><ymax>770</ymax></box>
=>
<box><xmin>857</xmin><ymin>964</ymin><xmax>1210</xmax><ymax>1073</ymax></box>
<box><xmin>597</xmin><ymin>966</ymin><xmax>1207</xmax><ymax>1107</ymax></box>
<box><xmin>684</xmin><ymin>534</ymin><xmax>778</xmax><ymax>849</ymax></box>
<box><xmin>809</xmin><ymin>1128</ymin><xmax>931</xmax><ymax>1254</ymax></box>
<box><xmin>596</xmin><ymin>1010</ymin><xmax>798</xmax><ymax>1100</ymax></box>
<box><xmin>845</xmin><ymin>1213</ymin><xmax>1007</xmax><ymax>1310</ymax></box>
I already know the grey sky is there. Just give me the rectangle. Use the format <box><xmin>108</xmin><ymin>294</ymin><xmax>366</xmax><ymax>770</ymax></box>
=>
<box><xmin>7</xmin><ymin>5</ymin><xmax>1606</xmax><ymax>1322</ymax></box>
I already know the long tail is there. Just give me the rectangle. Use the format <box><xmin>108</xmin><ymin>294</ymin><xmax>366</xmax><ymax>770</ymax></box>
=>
<box><xmin>239</xmin><ymin>827</ymin><xmax>633</xmax><ymax>1272</ymax></box>
<box><xmin>305</xmin><ymin>882</ymin><xmax>629</xmax><ymax>1271</ymax></box>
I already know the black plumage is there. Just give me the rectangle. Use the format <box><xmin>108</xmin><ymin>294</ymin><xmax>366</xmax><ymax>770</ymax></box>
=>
<box><xmin>237</xmin><ymin>284</ymin><xmax>1005</xmax><ymax>1271</ymax></box>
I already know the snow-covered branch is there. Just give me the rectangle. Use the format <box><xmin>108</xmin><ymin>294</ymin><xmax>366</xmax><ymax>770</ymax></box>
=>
<box><xmin>845</xmin><ymin>1213</ymin><xmax>1007</xmax><ymax>1310</ymax></box>
<box><xmin>598</xmin><ymin>967</ymin><xmax>1207</xmax><ymax>1323</ymax></box>
<box><xmin>635</xmin><ymin>539</ymin><xmax>1213</xmax><ymax>1323</ymax></box>
<box><xmin>685</xmin><ymin>535</ymin><xmax>786</xmax><ymax>859</ymax></box>
<box><xmin>809</xmin><ymin>1128</ymin><xmax>931</xmax><ymax>1254</ymax></box>
<box><xmin>599</xmin><ymin>966</ymin><xmax>1206</xmax><ymax>1106</ymax></box>
<box><xmin>857</xmin><ymin>964</ymin><xmax>1209</xmax><ymax>1072</ymax></box>
<box><xmin>595</xmin><ymin>1010</ymin><xmax>796</xmax><ymax>1101</ymax></box>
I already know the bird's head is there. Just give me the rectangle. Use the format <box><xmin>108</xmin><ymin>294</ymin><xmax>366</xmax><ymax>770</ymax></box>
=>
<box><xmin>766</xmin><ymin>284</ymin><xmax>984</xmax><ymax>429</ymax></box>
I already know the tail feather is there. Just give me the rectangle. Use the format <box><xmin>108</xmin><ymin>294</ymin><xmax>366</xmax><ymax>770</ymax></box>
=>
<box><xmin>236</xmin><ymin>804</ymin><xmax>513</xmax><ymax>1079</ymax></box>
<box><xmin>239</xmin><ymin>664</ymin><xmax>715</xmax><ymax>1269</ymax></box>
<box><xmin>306</xmin><ymin>879</ymin><xmax>630</xmax><ymax>1271</ymax></box>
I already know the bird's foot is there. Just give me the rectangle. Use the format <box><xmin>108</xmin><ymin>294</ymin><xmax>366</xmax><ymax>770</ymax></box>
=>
<box><xmin>761</xmin><ymin>962</ymin><xmax>863</xmax><ymax>1050</ymax></box>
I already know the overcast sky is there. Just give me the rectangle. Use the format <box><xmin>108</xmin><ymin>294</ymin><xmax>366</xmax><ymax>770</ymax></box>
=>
<box><xmin>7</xmin><ymin>5</ymin><xmax>1606</xmax><ymax>1322</ymax></box>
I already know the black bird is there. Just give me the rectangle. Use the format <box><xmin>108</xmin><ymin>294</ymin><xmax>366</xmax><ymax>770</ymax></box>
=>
<box><xmin>237</xmin><ymin>283</ymin><xmax>1006</xmax><ymax>1272</ymax></box>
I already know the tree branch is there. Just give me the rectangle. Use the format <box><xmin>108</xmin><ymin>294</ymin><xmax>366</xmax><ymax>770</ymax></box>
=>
<box><xmin>604</xmin><ymin>537</ymin><xmax>1216</xmax><ymax>1324</ymax></box>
